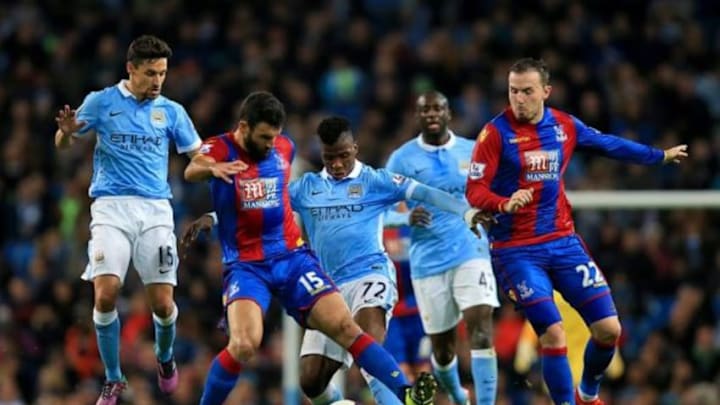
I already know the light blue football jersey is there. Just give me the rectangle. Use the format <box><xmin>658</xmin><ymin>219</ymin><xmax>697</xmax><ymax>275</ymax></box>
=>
<box><xmin>75</xmin><ymin>81</ymin><xmax>201</xmax><ymax>199</ymax></box>
<box><xmin>290</xmin><ymin>162</ymin><xmax>417</xmax><ymax>285</ymax></box>
<box><xmin>386</xmin><ymin>132</ymin><xmax>490</xmax><ymax>279</ymax></box>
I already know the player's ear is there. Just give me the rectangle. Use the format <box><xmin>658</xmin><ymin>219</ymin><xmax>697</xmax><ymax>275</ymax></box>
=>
<box><xmin>543</xmin><ymin>85</ymin><xmax>552</xmax><ymax>100</ymax></box>
<box><xmin>126</xmin><ymin>61</ymin><xmax>134</xmax><ymax>77</ymax></box>
<box><xmin>237</xmin><ymin>120</ymin><xmax>249</xmax><ymax>136</ymax></box>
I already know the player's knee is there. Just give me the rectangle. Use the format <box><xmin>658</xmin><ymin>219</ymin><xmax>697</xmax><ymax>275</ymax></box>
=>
<box><xmin>329</xmin><ymin>317</ymin><xmax>362</xmax><ymax>348</ymax></box>
<box><xmin>592</xmin><ymin>317</ymin><xmax>621</xmax><ymax>345</ymax></box>
<box><xmin>432</xmin><ymin>344</ymin><xmax>455</xmax><ymax>366</ymax></box>
<box><xmin>150</xmin><ymin>300</ymin><xmax>175</xmax><ymax>319</ymax></box>
<box><xmin>539</xmin><ymin>322</ymin><xmax>566</xmax><ymax>348</ymax></box>
<box><xmin>227</xmin><ymin>335</ymin><xmax>259</xmax><ymax>361</ymax></box>
<box><xmin>469</xmin><ymin>327</ymin><xmax>493</xmax><ymax>349</ymax></box>
<box><xmin>362</xmin><ymin>321</ymin><xmax>387</xmax><ymax>343</ymax></box>
<box><xmin>93</xmin><ymin>281</ymin><xmax>120</xmax><ymax>312</ymax></box>
<box><xmin>299</xmin><ymin>368</ymin><xmax>327</xmax><ymax>398</ymax></box>
<box><xmin>466</xmin><ymin>308</ymin><xmax>494</xmax><ymax>349</ymax></box>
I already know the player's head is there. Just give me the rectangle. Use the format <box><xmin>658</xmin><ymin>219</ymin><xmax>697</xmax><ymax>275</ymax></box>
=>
<box><xmin>508</xmin><ymin>58</ymin><xmax>552</xmax><ymax>124</ymax></box>
<box><xmin>126</xmin><ymin>35</ymin><xmax>173</xmax><ymax>100</ymax></box>
<box><xmin>415</xmin><ymin>91</ymin><xmax>451</xmax><ymax>138</ymax></box>
<box><xmin>317</xmin><ymin>116</ymin><xmax>357</xmax><ymax>180</ymax></box>
<box><xmin>237</xmin><ymin>91</ymin><xmax>286</xmax><ymax>160</ymax></box>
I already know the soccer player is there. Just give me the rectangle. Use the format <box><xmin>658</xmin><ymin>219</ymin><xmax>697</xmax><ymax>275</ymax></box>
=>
<box><xmin>465</xmin><ymin>57</ymin><xmax>688</xmax><ymax>405</ymax></box>
<box><xmin>386</xmin><ymin>91</ymin><xmax>501</xmax><ymax>405</ymax></box>
<box><xmin>291</xmin><ymin>116</ymin><xmax>489</xmax><ymax>405</ymax></box>
<box><xmin>53</xmin><ymin>35</ymin><xmax>215</xmax><ymax>404</ymax></box>
<box><xmin>183</xmin><ymin>92</ymin><xmax>439</xmax><ymax>405</ymax></box>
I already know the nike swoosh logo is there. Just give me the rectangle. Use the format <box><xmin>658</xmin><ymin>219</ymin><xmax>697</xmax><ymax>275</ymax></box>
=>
<box><xmin>110</xmin><ymin>111</ymin><xmax>123</xmax><ymax>117</ymax></box>
<box><xmin>159</xmin><ymin>269</ymin><xmax>171</xmax><ymax>274</ymax></box>
<box><xmin>311</xmin><ymin>191</ymin><xmax>322</xmax><ymax>195</ymax></box>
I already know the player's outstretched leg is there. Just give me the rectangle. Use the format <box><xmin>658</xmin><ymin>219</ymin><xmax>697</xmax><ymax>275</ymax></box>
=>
<box><xmin>309</xmin><ymin>292</ymin><xmax>437</xmax><ymax>405</ymax></box>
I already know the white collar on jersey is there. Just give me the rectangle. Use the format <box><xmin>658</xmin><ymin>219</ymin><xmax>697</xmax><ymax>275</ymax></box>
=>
<box><xmin>117</xmin><ymin>80</ymin><xmax>136</xmax><ymax>98</ymax></box>
<box><xmin>320</xmin><ymin>160</ymin><xmax>363</xmax><ymax>180</ymax></box>
<box><xmin>416</xmin><ymin>130</ymin><xmax>457</xmax><ymax>151</ymax></box>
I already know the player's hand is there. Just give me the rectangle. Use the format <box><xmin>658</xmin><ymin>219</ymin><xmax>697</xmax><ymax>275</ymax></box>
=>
<box><xmin>464</xmin><ymin>208</ymin><xmax>497</xmax><ymax>238</ymax></box>
<box><xmin>180</xmin><ymin>214</ymin><xmax>214</xmax><ymax>258</ymax></box>
<box><xmin>210</xmin><ymin>160</ymin><xmax>248</xmax><ymax>183</ymax></box>
<box><xmin>663</xmin><ymin>144</ymin><xmax>688</xmax><ymax>164</ymax></box>
<box><xmin>503</xmin><ymin>188</ymin><xmax>533</xmax><ymax>213</ymax></box>
<box><xmin>55</xmin><ymin>104</ymin><xmax>86</xmax><ymax>135</ymax></box>
<box><xmin>409</xmin><ymin>206</ymin><xmax>432</xmax><ymax>227</ymax></box>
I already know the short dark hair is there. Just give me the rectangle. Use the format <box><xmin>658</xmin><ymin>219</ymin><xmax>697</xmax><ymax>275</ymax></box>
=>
<box><xmin>317</xmin><ymin>116</ymin><xmax>353</xmax><ymax>145</ymax></box>
<box><xmin>417</xmin><ymin>90</ymin><xmax>448</xmax><ymax>105</ymax></box>
<box><xmin>509</xmin><ymin>58</ymin><xmax>550</xmax><ymax>85</ymax></box>
<box><xmin>127</xmin><ymin>35</ymin><xmax>172</xmax><ymax>66</ymax></box>
<box><xmin>238</xmin><ymin>91</ymin><xmax>286</xmax><ymax>129</ymax></box>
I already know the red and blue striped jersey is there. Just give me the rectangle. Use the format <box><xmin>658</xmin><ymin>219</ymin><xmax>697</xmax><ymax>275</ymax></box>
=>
<box><xmin>466</xmin><ymin>107</ymin><xmax>664</xmax><ymax>249</ymax></box>
<box><xmin>199</xmin><ymin>133</ymin><xmax>304</xmax><ymax>263</ymax></box>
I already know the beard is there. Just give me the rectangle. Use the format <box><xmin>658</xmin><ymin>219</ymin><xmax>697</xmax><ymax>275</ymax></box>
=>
<box><xmin>244</xmin><ymin>136</ymin><xmax>270</xmax><ymax>161</ymax></box>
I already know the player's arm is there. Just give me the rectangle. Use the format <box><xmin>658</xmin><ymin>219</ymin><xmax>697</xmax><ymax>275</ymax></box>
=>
<box><xmin>180</xmin><ymin>213</ymin><xmax>216</xmax><ymax>257</ymax></box>
<box><xmin>54</xmin><ymin>93</ymin><xmax>99</xmax><ymax>149</ymax></box>
<box><xmin>574</xmin><ymin>117</ymin><xmax>688</xmax><ymax>164</ymax></box>
<box><xmin>466</xmin><ymin>125</ymin><xmax>533</xmax><ymax>214</ymax></box>
<box><xmin>408</xmin><ymin>182</ymin><xmax>495</xmax><ymax>231</ymax></box>
<box><xmin>184</xmin><ymin>138</ymin><xmax>247</xmax><ymax>183</ymax></box>
<box><xmin>171</xmin><ymin>103</ymin><xmax>203</xmax><ymax>158</ymax></box>
<box><xmin>54</xmin><ymin>128</ymin><xmax>76</xmax><ymax>149</ymax></box>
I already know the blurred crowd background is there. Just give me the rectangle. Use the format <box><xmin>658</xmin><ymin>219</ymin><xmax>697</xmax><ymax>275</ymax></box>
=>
<box><xmin>2</xmin><ymin>0</ymin><xmax>720</xmax><ymax>404</ymax></box>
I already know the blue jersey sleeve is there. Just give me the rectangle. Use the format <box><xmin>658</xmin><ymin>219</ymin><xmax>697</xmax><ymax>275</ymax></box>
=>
<box><xmin>373</xmin><ymin>169</ymin><xmax>416</xmax><ymax>203</ymax></box>
<box><xmin>75</xmin><ymin>91</ymin><xmax>103</xmax><ymax>136</ymax></box>
<box><xmin>574</xmin><ymin>116</ymin><xmax>664</xmax><ymax>165</ymax></box>
<box><xmin>170</xmin><ymin>103</ymin><xmax>201</xmax><ymax>154</ymax></box>
<box><xmin>409</xmin><ymin>183</ymin><xmax>469</xmax><ymax>216</ymax></box>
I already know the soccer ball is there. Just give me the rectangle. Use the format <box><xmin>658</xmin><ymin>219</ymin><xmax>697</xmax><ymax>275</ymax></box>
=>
<box><xmin>330</xmin><ymin>401</ymin><xmax>356</xmax><ymax>405</ymax></box>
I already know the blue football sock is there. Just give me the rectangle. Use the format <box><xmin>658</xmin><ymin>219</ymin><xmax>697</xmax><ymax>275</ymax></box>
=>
<box><xmin>541</xmin><ymin>347</ymin><xmax>574</xmax><ymax>405</ymax></box>
<box><xmin>200</xmin><ymin>349</ymin><xmax>242</xmax><ymax>405</ymax></box>
<box><xmin>153</xmin><ymin>304</ymin><xmax>178</xmax><ymax>363</ymax></box>
<box><xmin>348</xmin><ymin>333</ymin><xmax>409</xmax><ymax>400</ymax></box>
<box><xmin>471</xmin><ymin>349</ymin><xmax>497</xmax><ymax>405</ymax></box>
<box><xmin>431</xmin><ymin>355</ymin><xmax>468</xmax><ymax>405</ymax></box>
<box><xmin>93</xmin><ymin>309</ymin><xmax>122</xmax><ymax>381</ymax></box>
<box><xmin>361</xmin><ymin>369</ymin><xmax>403</xmax><ymax>405</ymax></box>
<box><xmin>579</xmin><ymin>339</ymin><xmax>615</xmax><ymax>400</ymax></box>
